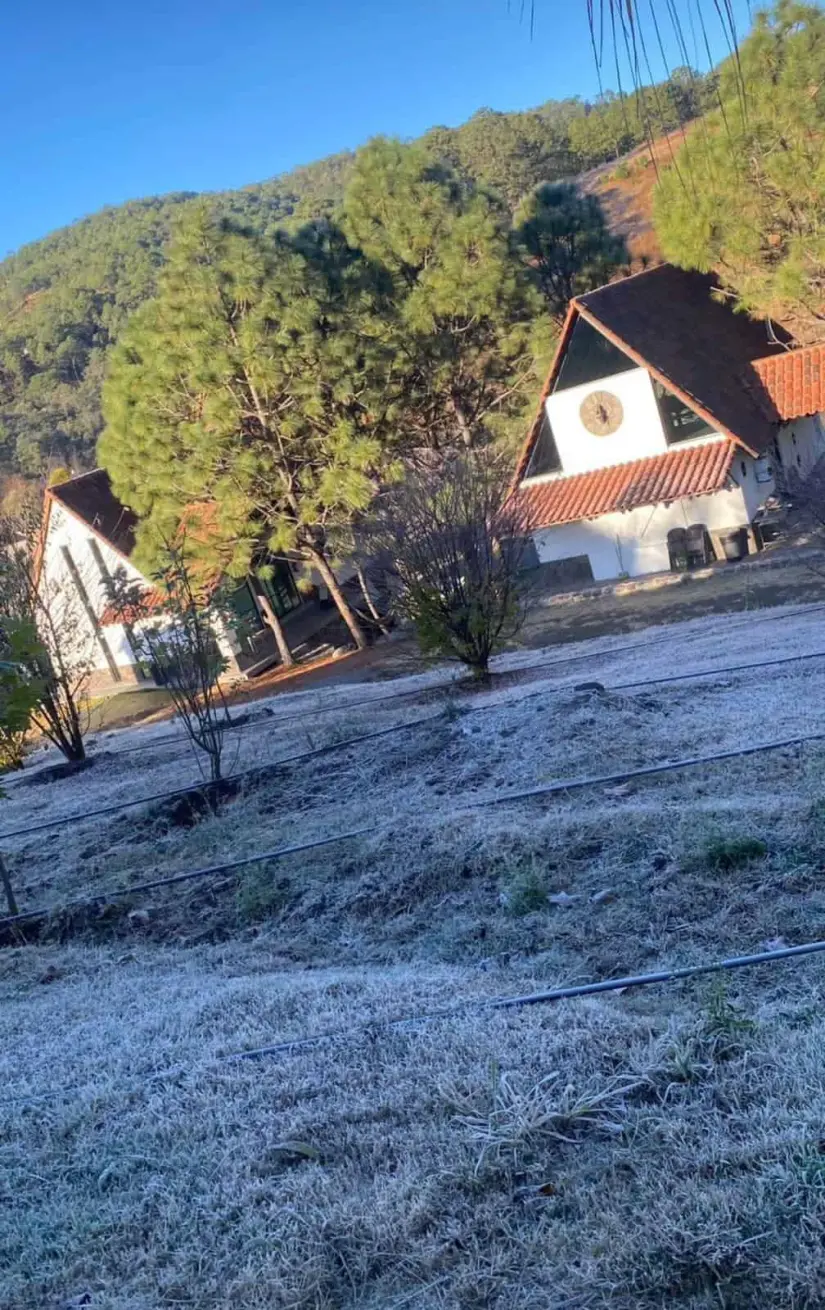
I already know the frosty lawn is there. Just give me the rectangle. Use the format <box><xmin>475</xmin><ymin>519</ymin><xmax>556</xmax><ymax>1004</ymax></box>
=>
<box><xmin>5</xmin><ymin>602</ymin><xmax>825</xmax><ymax>1307</ymax></box>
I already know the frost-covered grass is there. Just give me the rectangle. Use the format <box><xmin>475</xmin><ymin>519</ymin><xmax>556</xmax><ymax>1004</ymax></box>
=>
<box><xmin>5</xmin><ymin>601</ymin><xmax>825</xmax><ymax>1307</ymax></box>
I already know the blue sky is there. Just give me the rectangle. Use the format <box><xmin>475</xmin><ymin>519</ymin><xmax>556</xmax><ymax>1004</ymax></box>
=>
<box><xmin>2</xmin><ymin>0</ymin><xmax>754</xmax><ymax>258</ymax></box>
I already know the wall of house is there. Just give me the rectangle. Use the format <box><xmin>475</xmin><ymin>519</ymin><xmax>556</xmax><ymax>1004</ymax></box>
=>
<box><xmin>730</xmin><ymin>451</ymin><xmax>775</xmax><ymax>522</ymax></box>
<box><xmin>532</xmin><ymin>484</ymin><xmax>751</xmax><ymax>582</ymax></box>
<box><xmin>40</xmin><ymin>502</ymin><xmax>147</xmax><ymax>681</ymax></box>
<box><xmin>776</xmin><ymin>414</ymin><xmax>825</xmax><ymax>480</ymax></box>
<box><xmin>543</xmin><ymin>366</ymin><xmax>706</xmax><ymax>476</ymax></box>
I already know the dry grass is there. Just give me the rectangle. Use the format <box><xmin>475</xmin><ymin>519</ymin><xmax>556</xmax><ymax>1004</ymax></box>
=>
<box><xmin>5</xmin><ymin>602</ymin><xmax>825</xmax><ymax>1306</ymax></box>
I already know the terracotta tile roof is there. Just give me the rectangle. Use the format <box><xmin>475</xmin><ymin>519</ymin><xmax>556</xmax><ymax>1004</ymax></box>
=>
<box><xmin>48</xmin><ymin>469</ymin><xmax>138</xmax><ymax>559</ymax></box>
<box><xmin>512</xmin><ymin>439</ymin><xmax>735</xmax><ymax>531</ymax></box>
<box><xmin>752</xmin><ymin>344</ymin><xmax>825</xmax><ymax>421</ymax></box>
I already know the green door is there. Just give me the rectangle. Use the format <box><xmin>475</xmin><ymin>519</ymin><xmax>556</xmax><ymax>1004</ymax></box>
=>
<box><xmin>256</xmin><ymin>559</ymin><xmax>301</xmax><ymax>619</ymax></box>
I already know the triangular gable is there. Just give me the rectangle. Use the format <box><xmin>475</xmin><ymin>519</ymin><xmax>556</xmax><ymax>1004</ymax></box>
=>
<box><xmin>513</xmin><ymin>263</ymin><xmax>787</xmax><ymax>487</ymax></box>
<box><xmin>35</xmin><ymin>470</ymin><xmax>141</xmax><ymax>590</ymax></box>
<box><xmin>573</xmin><ymin>300</ymin><xmax>759</xmax><ymax>456</ymax></box>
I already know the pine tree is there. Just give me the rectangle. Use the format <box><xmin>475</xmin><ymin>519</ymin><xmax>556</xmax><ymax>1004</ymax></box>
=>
<box><xmin>514</xmin><ymin>182</ymin><xmax>627</xmax><ymax>323</ymax></box>
<box><xmin>101</xmin><ymin>207</ymin><xmax>394</xmax><ymax>649</ymax></box>
<box><xmin>654</xmin><ymin>0</ymin><xmax>825</xmax><ymax>342</ymax></box>
<box><xmin>340</xmin><ymin>138</ymin><xmax>545</xmax><ymax>453</ymax></box>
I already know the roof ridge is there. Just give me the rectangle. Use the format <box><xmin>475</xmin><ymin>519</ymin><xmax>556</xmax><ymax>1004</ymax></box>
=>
<box><xmin>573</xmin><ymin>261</ymin><xmax>670</xmax><ymax>306</ymax></box>
<box><xmin>48</xmin><ymin>467</ymin><xmax>109</xmax><ymax>494</ymax></box>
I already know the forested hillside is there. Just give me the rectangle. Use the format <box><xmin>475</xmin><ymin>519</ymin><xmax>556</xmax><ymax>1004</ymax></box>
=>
<box><xmin>0</xmin><ymin>71</ymin><xmax>713</xmax><ymax>479</ymax></box>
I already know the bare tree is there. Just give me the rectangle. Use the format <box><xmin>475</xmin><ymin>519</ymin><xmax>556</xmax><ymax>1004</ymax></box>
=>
<box><xmin>107</xmin><ymin>548</ymin><xmax>233</xmax><ymax>785</ymax></box>
<box><xmin>0</xmin><ymin>506</ymin><xmax>95</xmax><ymax>763</ymax></box>
<box><xmin>366</xmin><ymin>449</ymin><xmax>535</xmax><ymax>680</ymax></box>
<box><xmin>0</xmin><ymin>628</ymin><xmax>44</xmax><ymax>916</ymax></box>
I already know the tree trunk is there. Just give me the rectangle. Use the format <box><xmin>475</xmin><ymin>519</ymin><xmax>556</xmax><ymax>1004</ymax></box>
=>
<box><xmin>305</xmin><ymin>547</ymin><xmax>368</xmax><ymax>650</ymax></box>
<box><xmin>0</xmin><ymin>854</ymin><xmax>19</xmax><ymax>917</ymax></box>
<box><xmin>450</xmin><ymin>395</ymin><xmax>475</xmax><ymax>448</ymax></box>
<box><xmin>256</xmin><ymin>593</ymin><xmax>295</xmax><ymax>668</ymax></box>
<box><xmin>355</xmin><ymin>564</ymin><xmax>391</xmax><ymax>637</ymax></box>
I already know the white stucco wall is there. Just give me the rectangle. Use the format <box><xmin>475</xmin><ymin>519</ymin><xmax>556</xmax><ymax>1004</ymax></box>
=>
<box><xmin>776</xmin><ymin>414</ymin><xmax>825</xmax><ymax>479</ymax></box>
<box><xmin>533</xmin><ymin>483</ymin><xmax>752</xmax><ymax>582</ymax></box>
<box><xmin>731</xmin><ymin>451</ymin><xmax>775</xmax><ymax>520</ymax></box>
<box><xmin>544</xmin><ymin>366</ymin><xmax>697</xmax><ymax>475</ymax></box>
<box><xmin>40</xmin><ymin>501</ymin><xmax>146</xmax><ymax>676</ymax></box>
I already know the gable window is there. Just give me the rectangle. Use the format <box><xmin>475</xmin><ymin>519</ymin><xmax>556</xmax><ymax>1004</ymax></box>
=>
<box><xmin>653</xmin><ymin>379</ymin><xmax>715</xmax><ymax>444</ymax></box>
<box><xmin>525</xmin><ymin>409</ymin><xmax>562</xmax><ymax>478</ymax></box>
<box><xmin>552</xmin><ymin>318</ymin><xmax>636</xmax><ymax>394</ymax></box>
<box><xmin>740</xmin><ymin>460</ymin><xmax>747</xmax><ymax>478</ymax></box>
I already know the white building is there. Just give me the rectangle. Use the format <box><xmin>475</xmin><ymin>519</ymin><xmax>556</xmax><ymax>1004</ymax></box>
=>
<box><xmin>510</xmin><ymin>263</ymin><xmax>825</xmax><ymax>586</ymax></box>
<box><xmin>36</xmin><ymin>470</ymin><xmax>310</xmax><ymax>695</ymax></box>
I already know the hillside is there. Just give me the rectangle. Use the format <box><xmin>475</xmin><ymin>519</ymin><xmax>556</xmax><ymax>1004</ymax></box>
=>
<box><xmin>581</xmin><ymin>127</ymin><xmax>695</xmax><ymax>265</ymax></box>
<box><xmin>0</xmin><ymin>74</ymin><xmax>712</xmax><ymax>481</ymax></box>
<box><xmin>5</xmin><ymin>598</ymin><xmax>825</xmax><ymax>1306</ymax></box>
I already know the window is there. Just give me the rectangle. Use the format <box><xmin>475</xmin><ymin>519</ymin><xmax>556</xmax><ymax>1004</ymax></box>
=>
<box><xmin>227</xmin><ymin>581</ymin><xmax>266</xmax><ymax>655</ymax></box>
<box><xmin>653</xmin><ymin>379</ymin><xmax>715</xmax><ymax>444</ymax></box>
<box><xmin>525</xmin><ymin>409</ymin><xmax>562</xmax><ymax>478</ymax></box>
<box><xmin>255</xmin><ymin>558</ymin><xmax>301</xmax><ymax>619</ymax></box>
<box><xmin>792</xmin><ymin>432</ymin><xmax>797</xmax><ymax>446</ymax></box>
<box><xmin>552</xmin><ymin>318</ymin><xmax>636</xmax><ymax>394</ymax></box>
<box><xmin>740</xmin><ymin>460</ymin><xmax>747</xmax><ymax>478</ymax></box>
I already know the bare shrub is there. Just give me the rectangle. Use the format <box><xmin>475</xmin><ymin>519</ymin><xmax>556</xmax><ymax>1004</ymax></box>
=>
<box><xmin>367</xmin><ymin>449</ymin><xmax>535</xmax><ymax>679</ymax></box>
<box><xmin>106</xmin><ymin>547</ymin><xmax>232</xmax><ymax>784</ymax></box>
<box><xmin>0</xmin><ymin>505</ymin><xmax>94</xmax><ymax>762</ymax></box>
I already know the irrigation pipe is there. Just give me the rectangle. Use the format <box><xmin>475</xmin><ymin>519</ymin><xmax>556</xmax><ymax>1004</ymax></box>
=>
<box><xmin>6</xmin><ymin>636</ymin><xmax>825</xmax><ymax>845</ymax></box>
<box><xmin>0</xmin><ymin>711</ymin><xmax>443</xmax><ymax>843</ymax></box>
<box><xmin>462</xmin><ymin>728</ymin><xmax>825</xmax><ymax>810</ymax></box>
<box><xmin>0</xmin><ymin>826</ymin><xmax>371</xmax><ymax>930</ymax></box>
<box><xmin>4</xmin><ymin>726</ymin><xmax>824</xmax><ymax>934</ymax></box>
<box><xmin>79</xmin><ymin>596</ymin><xmax>825</xmax><ymax>761</ymax></box>
<box><xmin>610</xmin><ymin>648</ymin><xmax>825</xmax><ymax>694</ymax></box>
<box><xmin>229</xmin><ymin>938</ymin><xmax>825</xmax><ymax>1061</ymax></box>
<box><xmin>7</xmin><ymin>934</ymin><xmax>825</xmax><ymax>1110</ymax></box>
<box><xmin>99</xmin><ymin>676</ymin><xmax>458</xmax><ymax>759</ymax></box>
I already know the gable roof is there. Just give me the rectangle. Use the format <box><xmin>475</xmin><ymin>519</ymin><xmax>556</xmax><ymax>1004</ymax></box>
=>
<box><xmin>514</xmin><ymin>263</ymin><xmax>788</xmax><ymax>484</ymax></box>
<box><xmin>512</xmin><ymin>438</ymin><xmax>735</xmax><ymax>531</ymax></box>
<box><xmin>752</xmin><ymin>343</ymin><xmax>825</xmax><ymax>422</ymax></box>
<box><xmin>47</xmin><ymin>469</ymin><xmax>138</xmax><ymax>561</ymax></box>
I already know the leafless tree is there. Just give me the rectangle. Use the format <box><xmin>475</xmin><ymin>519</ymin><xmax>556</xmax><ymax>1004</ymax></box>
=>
<box><xmin>0</xmin><ymin>505</ymin><xmax>95</xmax><ymax>763</ymax></box>
<box><xmin>106</xmin><ymin>548</ymin><xmax>233</xmax><ymax>785</ymax></box>
<box><xmin>366</xmin><ymin>449</ymin><xmax>535</xmax><ymax>680</ymax></box>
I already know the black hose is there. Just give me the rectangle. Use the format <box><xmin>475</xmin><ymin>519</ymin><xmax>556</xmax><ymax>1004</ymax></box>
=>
<box><xmin>6</xmin><ymin>933</ymin><xmax>825</xmax><ymax>1109</ymax></box>
<box><xmin>464</xmin><ymin>728</ymin><xmax>825</xmax><ymax>810</ymax></box>
<box><xmin>0</xmin><ymin>826</ymin><xmax>371</xmax><ymax>930</ymax></box>
<box><xmin>4</xmin><ymin>726</ymin><xmax>822</xmax><ymax>933</ymax></box>
<box><xmin>0</xmin><ymin>711</ymin><xmax>442</xmax><ymax>843</ymax></box>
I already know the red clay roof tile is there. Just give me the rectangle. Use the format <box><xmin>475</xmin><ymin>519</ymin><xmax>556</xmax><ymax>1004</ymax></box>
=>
<box><xmin>511</xmin><ymin>439</ymin><xmax>735</xmax><ymax>531</ymax></box>
<box><xmin>753</xmin><ymin>345</ymin><xmax>825</xmax><ymax>420</ymax></box>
